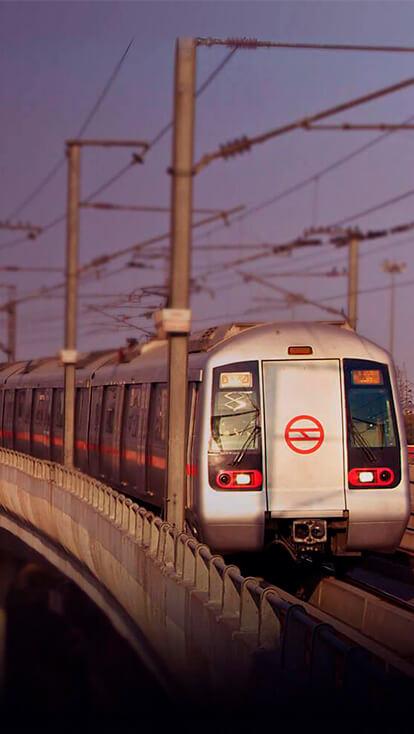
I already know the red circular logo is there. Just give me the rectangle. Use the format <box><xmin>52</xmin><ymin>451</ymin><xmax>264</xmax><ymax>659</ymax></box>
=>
<box><xmin>284</xmin><ymin>415</ymin><xmax>325</xmax><ymax>454</ymax></box>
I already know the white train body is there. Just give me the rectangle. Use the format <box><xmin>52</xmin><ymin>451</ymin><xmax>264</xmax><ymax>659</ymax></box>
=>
<box><xmin>0</xmin><ymin>321</ymin><xmax>409</xmax><ymax>559</ymax></box>
<box><xmin>189</xmin><ymin>321</ymin><xmax>410</xmax><ymax>556</ymax></box>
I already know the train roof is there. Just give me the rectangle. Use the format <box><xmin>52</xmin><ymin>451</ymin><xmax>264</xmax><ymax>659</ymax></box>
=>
<box><xmin>0</xmin><ymin>321</ymin><xmax>392</xmax><ymax>388</ymax></box>
<box><xmin>201</xmin><ymin>320</ymin><xmax>392</xmax><ymax>366</ymax></box>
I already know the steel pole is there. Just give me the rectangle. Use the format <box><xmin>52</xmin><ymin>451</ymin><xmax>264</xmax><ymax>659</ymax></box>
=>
<box><xmin>63</xmin><ymin>143</ymin><xmax>80</xmax><ymax>467</ymax></box>
<box><xmin>7</xmin><ymin>286</ymin><xmax>16</xmax><ymax>362</ymax></box>
<box><xmin>347</xmin><ymin>237</ymin><xmax>359</xmax><ymax>330</ymax></box>
<box><xmin>165</xmin><ymin>38</ymin><xmax>196</xmax><ymax>529</ymax></box>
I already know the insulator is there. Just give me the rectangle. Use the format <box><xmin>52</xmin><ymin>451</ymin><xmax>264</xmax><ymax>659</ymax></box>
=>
<box><xmin>220</xmin><ymin>136</ymin><xmax>251</xmax><ymax>159</ymax></box>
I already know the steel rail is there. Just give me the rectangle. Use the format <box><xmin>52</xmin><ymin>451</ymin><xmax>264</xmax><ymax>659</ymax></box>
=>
<box><xmin>341</xmin><ymin>575</ymin><xmax>414</xmax><ymax>615</ymax></box>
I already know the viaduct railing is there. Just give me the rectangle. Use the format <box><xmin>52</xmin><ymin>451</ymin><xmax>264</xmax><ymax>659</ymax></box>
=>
<box><xmin>0</xmin><ymin>447</ymin><xmax>412</xmax><ymax>715</ymax></box>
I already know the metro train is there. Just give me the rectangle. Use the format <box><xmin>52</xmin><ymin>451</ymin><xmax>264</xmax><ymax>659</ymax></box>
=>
<box><xmin>0</xmin><ymin>321</ymin><xmax>410</xmax><ymax>560</ymax></box>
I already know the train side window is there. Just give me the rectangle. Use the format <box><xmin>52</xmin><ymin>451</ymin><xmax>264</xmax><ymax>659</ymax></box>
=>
<box><xmin>94</xmin><ymin>399</ymin><xmax>100</xmax><ymax>432</ymax></box>
<box><xmin>4</xmin><ymin>391</ymin><xmax>14</xmax><ymax>425</ymax></box>
<box><xmin>24</xmin><ymin>390</ymin><xmax>32</xmax><ymax>423</ymax></box>
<box><xmin>153</xmin><ymin>384</ymin><xmax>168</xmax><ymax>443</ymax></box>
<box><xmin>105</xmin><ymin>408</ymin><xmax>114</xmax><ymax>434</ymax></box>
<box><xmin>102</xmin><ymin>386</ymin><xmax>118</xmax><ymax>435</ymax></box>
<box><xmin>127</xmin><ymin>386</ymin><xmax>139</xmax><ymax>438</ymax></box>
<box><xmin>35</xmin><ymin>391</ymin><xmax>45</xmax><ymax>424</ymax></box>
<box><xmin>76</xmin><ymin>388</ymin><xmax>88</xmax><ymax>430</ymax></box>
<box><xmin>16</xmin><ymin>390</ymin><xmax>25</xmax><ymax>420</ymax></box>
<box><xmin>54</xmin><ymin>389</ymin><xmax>64</xmax><ymax>428</ymax></box>
<box><xmin>124</xmin><ymin>384</ymin><xmax>150</xmax><ymax>441</ymax></box>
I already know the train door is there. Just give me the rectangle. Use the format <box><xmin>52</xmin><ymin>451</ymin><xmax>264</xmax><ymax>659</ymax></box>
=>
<box><xmin>262</xmin><ymin>360</ymin><xmax>346</xmax><ymax>516</ymax></box>
<box><xmin>51</xmin><ymin>388</ymin><xmax>64</xmax><ymax>463</ymax></box>
<box><xmin>88</xmin><ymin>386</ymin><xmax>103</xmax><ymax>478</ymax></box>
<box><xmin>146</xmin><ymin>383</ymin><xmax>168</xmax><ymax>507</ymax></box>
<box><xmin>32</xmin><ymin>388</ymin><xmax>52</xmax><ymax>460</ymax></box>
<box><xmin>3</xmin><ymin>390</ymin><xmax>14</xmax><ymax>449</ymax></box>
<box><xmin>99</xmin><ymin>385</ymin><xmax>118</xmax><ymax>482</ymax></box>
<box><xmin>74</xmin><ymin>388</ymin><xmax>89</xmax><ymax>472</ymax></box>
<box><xmin>186</xmin><ymin>383</ymin><xmax>199</xmax><ymax>510</ymax></box>
<box><xmin>120</xmin><ymin>383</ymin><xmax>150</xmax><ymax>499</ymax></box>
<box><xmin>15</xmin><ymin>389</ymin><xmax>29</xmax><ymax>453</ymax></box>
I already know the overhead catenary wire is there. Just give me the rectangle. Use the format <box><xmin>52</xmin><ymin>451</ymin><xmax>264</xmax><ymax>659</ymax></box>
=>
<box><xmin>196</xmin><ymin>37</ymin><xmax>414</xmax><ymax>54</ymax></box>
<box><xmin>328</xmin><ymin>188</ymin><xmax>414</xmax><ymax>228</ymax></box>
<box><xmin>193</xmin><ymin>210</ymin><xmax>414</xmax><ymax>287</ymax></box>
<box><xmin>193</xmin><ymin>75</ymin><xmax>414</xmax><ymax>173</ymax></box>
<box><xmin>0</xmin><ymin>206</ymin><xmax>244</xmax><ymax>312</ymax></box>
<box><xmin>1</xmin><ymin>47</ymin><xmax>238</xmax><ymax>258</ymax></box>
<box><xmin>189</xmin><ymin>272</ymin><xmax>414</xmax><ymax>327</ymax></box>
<box><xmin>235</xmin><ymin>269</ymin><xmax>345</xmax><ymax>319</ymax></box>
<box><xmin>194</xmin><ymin>107</ymin><xmax>414</xmax><ymax>243</ymax></box>
<box><xmin>4</xmin><ymin>39</ymin><xmax>135</xmax><ymax>222</ymax></box>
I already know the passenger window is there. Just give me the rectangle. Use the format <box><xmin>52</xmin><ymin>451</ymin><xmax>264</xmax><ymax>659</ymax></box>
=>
<box><xmin>94</xmin><ymin>401</ymin><xmax>100</xmax><ymax>431</ymax></box>
<box><xmin>154</xmin><ymin>385</ymin><xmax>168</xmax><ymax>442</ymax></box>
<box><xmin>102</xmin><ymin>386</ymin><xmax>118</xmax><ymax>435</ymax></box>
<box><xmin>105</xmin><ymin>408</ymin><xmax>115</xmax><ymax>434</ymax></box>
<box><xmin>16</xmin><ymin>390</ymin><xmax>25</xmax><ymax>420</ymax></box>
<box><xmin>76</xmin><ymin>389</ymin><xmax>88</xmax><ymax>430</ymax></box>
<box><xmin>55</xmin><ymin>390</ymin><xmax>64</xmax><ymax>428</ymax></box>
<box><xmin>4</xmin><ymin>391</ymin><xmax>14</xmax><ymax>424</ymax></box>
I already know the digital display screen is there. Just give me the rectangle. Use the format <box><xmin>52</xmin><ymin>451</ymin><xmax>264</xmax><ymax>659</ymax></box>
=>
<box><xmin>351</xmin><ymin>369</ymin><xmax>383</xmax><ymax>386</ymax></box>
<box><xmin>219</xmin><ymin>372</ymin><xmax>253</xmax><ymax>389</ymax></box>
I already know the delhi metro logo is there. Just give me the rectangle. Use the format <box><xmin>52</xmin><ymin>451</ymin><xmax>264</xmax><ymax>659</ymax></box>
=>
<box><xmin>284</xmin><ymin>415</ymin><xmax>325</xmax><ymax>454</ymax></box>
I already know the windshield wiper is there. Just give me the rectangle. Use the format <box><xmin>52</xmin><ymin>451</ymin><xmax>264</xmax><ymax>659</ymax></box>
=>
<box><xmin>349</xmin><ymin>421</ymin><xmax>376</xmax><ymax>463</ymax></box>
<box><xmin>232</xmin><ymin>424</ymin><xmax>261</xmax><ymax>466</ymax></box>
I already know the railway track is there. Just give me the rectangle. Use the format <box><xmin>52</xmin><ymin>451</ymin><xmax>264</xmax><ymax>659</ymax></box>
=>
<box><xmin>342</xmin><ymin>572</ymin><xmax>414</xmax><ymax>614</ymax></box>
<box><xmin>307</xmin><ymin>572</ymin><xmax>414</xmax><ymax>663</ymax></box>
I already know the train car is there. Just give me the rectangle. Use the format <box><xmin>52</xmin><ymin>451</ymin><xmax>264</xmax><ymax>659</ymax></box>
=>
<box><xmin>0</xmin><ymin>321</ymin><xmax>409</xmax><ymax>560</ymax></box>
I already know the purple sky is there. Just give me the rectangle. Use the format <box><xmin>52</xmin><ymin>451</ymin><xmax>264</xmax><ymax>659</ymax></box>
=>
<box><xmin>2</xmin><ymin>1</ymin><xmax>414</xmax><ymax>378</ymax></box>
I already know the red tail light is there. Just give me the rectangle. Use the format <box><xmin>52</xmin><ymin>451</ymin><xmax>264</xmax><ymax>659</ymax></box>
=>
<box><xmin>348</xmin><ymin>467</ymin><xmax>395</xmax><ymax>488</ymax></box>
<box><xmin>216</xmin><ymin>470</ymin><xmax>262</xmax><ymax>490</ymax></box>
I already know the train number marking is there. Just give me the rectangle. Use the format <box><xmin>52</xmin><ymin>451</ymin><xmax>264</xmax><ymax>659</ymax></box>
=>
<box><xmin>284</xmin><ymin>415</ymin><xmax>325</xmax><ymax>454</ymax></box>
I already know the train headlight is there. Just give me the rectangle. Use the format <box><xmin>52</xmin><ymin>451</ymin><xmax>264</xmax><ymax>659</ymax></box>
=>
<box><xmin>358</xmin><ymin>471</ymin><xmax>375</xmax><ymax>483</ymax></box>
<box><xmin>215</xmin><ymin>470</ymin><xmax>262</xmax><ymax>490</ymax></box>
<box><xmin>348</xmin><ymin>467</ymin><xmax>395</xmax><ymax>487</ymax></box>
<box><xmin>234</xmin><ymin>473</ymin><xmax>251</xmax><ymax>485</ymax></box>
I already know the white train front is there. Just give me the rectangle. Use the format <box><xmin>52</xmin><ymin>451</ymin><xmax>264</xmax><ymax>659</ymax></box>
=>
<box><xmin>189</xmin><ymin>321</ymin><xmax>410</xmax><ymax>558</ymax></box>
<box><xmin>0</xmin><ymin>320</ymin><xmax>409</xmax><ymax>560</ymax></box>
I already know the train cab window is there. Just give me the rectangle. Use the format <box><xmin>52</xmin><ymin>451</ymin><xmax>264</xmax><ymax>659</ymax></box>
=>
<box><xmin>344</xmin><ymin>359</ymin><xmax>400</xmax><ymax>487</ymax></box>
<box><xmin>210</xmin><ymin>362</ymin><xmax>261</xmax><ymax>453</ymax></box>
<box><xmin>344</xmin><ymin>361</ymin><xmax>398</xmax><ymax>449</ymax></box>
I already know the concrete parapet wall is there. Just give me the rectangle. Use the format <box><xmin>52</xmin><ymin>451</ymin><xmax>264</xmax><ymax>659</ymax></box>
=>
<box><xmin>0</xmin><ymin>449</ymin><xmax>412</xmax><ymax>711</ymax></box>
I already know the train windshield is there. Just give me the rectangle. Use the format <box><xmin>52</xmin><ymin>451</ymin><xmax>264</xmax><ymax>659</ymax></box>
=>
<box><xmin>210</xmin><ymin>361</ymin><xmax>261</xmax><ymax>454</ymax></box>
<box><xmin>344</xmin><ymin>359</ymin><xmax>401</xmax><ymax>485</ymax></box>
